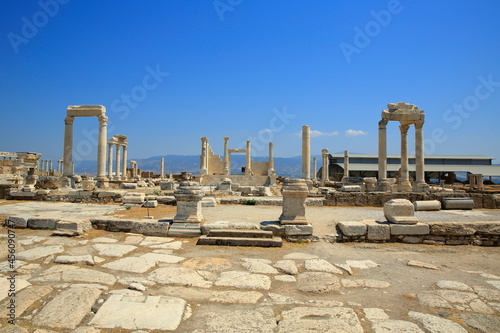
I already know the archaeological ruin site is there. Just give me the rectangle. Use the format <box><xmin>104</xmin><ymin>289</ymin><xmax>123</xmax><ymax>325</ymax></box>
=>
<box><xmin>1</xmin><ymin>102</ymin><xmax>499</xmax><ymax>332</ymax></box>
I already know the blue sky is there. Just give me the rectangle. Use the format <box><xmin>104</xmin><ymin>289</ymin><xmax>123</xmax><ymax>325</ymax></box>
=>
<box><xmin>1</xmin><ymin>1</ymin><xmax>499</xmax><ymax>164</ymax></box>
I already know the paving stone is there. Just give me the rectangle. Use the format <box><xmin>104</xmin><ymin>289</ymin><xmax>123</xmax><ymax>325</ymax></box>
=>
<box><xmin>363</xmin><ymin>308</ymin><xmax>389</xmax><ymax>322</ymax></box>
<box><xmin>268</xmin><ymin>292</ymin><xmax>300</xmax><ymax>304</ymax></box>
<box><xmin>149</xmin><ymin>241</ymin><xmax>183</xmax><ymax>250</ymax></box>
<box><xmin>181</xmin><ymin>257</ymin><xmax>232</xmax><ymax>271</ymax></box>
<box><xmin>364</xmin><ymin>279</ymin><xmax>391</xmax><ymax>288</ymax></box>
<box><xmin>32</xmin><ymin>286</ymin><xmax>102</xmax><ymax>329</ymax></box>
<box><xmin>473</xmin><ymin>286</ymin><xmax>500</xmax><ymax>301</ymax></box>
<box><xmin>277</xmin><ymin>307</ymin><xmax>363</xmax><ymax>333</ymax></box>
<box><xmin>0</xmin><ymin>260</ymin><xmax>26</xmax><ymax>272</ymax></box>
<box><xmin>149</xmin><ymin>267</ymin><xmax>213</xmax><ymax>288</ymax></box>
<box><xmin>346</xmin><ymin>260</ymin><xmax>379</xmax><ymax>269</ymax></box>
<box><xmin>275</xmin><ymin>275</ymin><xmax>296</xmax><ymax>282</ymax></box>
<box><xmin>487</xmin><ymin>302</ymin><xmax>500</xmax><ymax>311</ymax></box>
<box><xmin>71</xmin><ymin>327</ymin><xmax>101</xmax><ymax>333</ymax></box>
<box><xmin>124</xmin><ymin>235</ymin><xmax>144</xmax><ymax>244</ymax></box>
<box><xmin>32</xmin><ymin>267</ymin><xmax>115</xmax><ymax>285</ymax></box>
<box><xmin>93</xmin><ymin>244</ymin><xmax>137</xmax><ymax>257</ymax></box>
<box><xmin>457</xmin><ymin>313</ymin><xmax>500</xmax><ymax>333</ymax></box>
<box><xmin>437</xmin><ymin>280</ymin><xmax>472</xmax><ymax>291</ymax></box>
<box><xmin>109</xmin><ymin>289</ymin><xmax>143</xmax><ymax>296</ymax></box>
<box><xmin>17</xmin><ymin>245</ymin><xmax>64</xmax><ymax>261</ymax></box>
<box><xmin>437</xmin><ymin>290</ymin><xmax>478</xmax><ymax>304</ymax></box>
<box><xmin>296</xmin><ymin>272</ymin><xmax>341</xmax><ymax>293</ymax></box>
<box><xmin>103</xmin><ymin>257</ymin><xmax>157</xmax><ymax>273</ymax></box>
<box><xmin>17</xmin><ymin>235</ymin><xmax>47</xmax><ymax>245</ymax></box>
<box><xmin>342</xmin><ymin>279</ymin><xmax>365</xmax><ymax>288</ymax></box>
<box><xmin>408</xmin><ymin>311</ymin><xmax>467</xmax><ymax>333</ymax></box>
<box><xmin>209</xmin><ymin>290</ymin><xmax>263</xmax><ymax>304</ymax></box>
<box><xmin>469</xmin><ymin>299</ymin><xmax>495</xmax><ymax>314</ymax></box>
<box><xmin>407</xmin><ymin>260</ymin><xmax>440</xmax><ymax>270</ymax></box>
<box><xmin>304</xmin><ymin>259</ymin><xmax>343</xmax><ymax>274</ymax></box>
<box><xmin>273</xmin><ymin>260</ymin><xmax>298</xmax><ymax>275</ymax></box>
<box><xmin>55</xmin><ymin>254</ymin><xmax>94</xmax><ymax>266</ymax></box>
<box><xmin>91</xmin><ymin>237</ymin><xmax>119</xmax><ymax>243</ymax></box>
<box><xmin>372</xmin><ymin>320</ymin><xmax>424</xmax><ymax>333</ymax></box>
<box><xmin>0</xmin><ymin>285</ymin><xmax>52</xmax><ymax>317</ymax></box>
<box><xmin>128</xmin><ymin>282</ymin><xmax>146</xmax><ymax>291</ymax></box>
<box><xmin>90</xmin><ymin>294</ymin><xmax>186</xmax><ymax>331</ymax></box>
<box><xmin>139</xmin><ymin>236</ymin><xmax>174</xmax><ymax>246</ymax></box>
<box><xmin>215</xmin><ymin>271</ymin><xmax>271</xmax><ymax>290</ymax></box>
<box><xmin>486</xmin><ymin>280</ymin><xmax>500</xmax><ymax>290</ymax></box>
<box><xmin>190</xmin><ymin>307</ymin><xmax>276</xmax><ymax>333</ymax></box>
<box><xmin>0</xmin><ymin>326</ymin><xmax>29</xmax><ymax>333</ymax></box>
<box><xmin>282</xmin><ymin>252</ymin><xmax>318</xmax><ymax>260</ymax></box>
<box><xmin>335</xmin><ymin>263</ymin><xmax>353</xmax><ymax>275</ymax></box>
<box><xmin>43</xmin><ymin>237</ymin><xmax>86</xmax><ymax>246</ymax></box>
<box><xmin>0</xmin><ymin>277</ymin><xmax>30</xmax><ymax>301</ymax></box>
<box><xmin>118</xmin><ymin>277</ymin><xmax>156</xmax><ymax>287</ymax></box>
<box><xmin>242</xmin><ymin>258</ymin><xmax>279</xmax><ymax>274</ymax></box>
<box><xmin>417</xmin><ymin>292</ymin><xmax>453</xmax><ymax>309</ymax></box>
<box><xmin>33</xmin><ymin>329</ymin><xmax>59</xmax><ymax>333</ymax></box>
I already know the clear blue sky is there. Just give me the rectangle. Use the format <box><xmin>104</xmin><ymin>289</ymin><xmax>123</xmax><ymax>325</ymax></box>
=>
<box><xmin>1</xmin><ymin>1</ymin><xmax>499</xmax><ymax>164</ymax></box>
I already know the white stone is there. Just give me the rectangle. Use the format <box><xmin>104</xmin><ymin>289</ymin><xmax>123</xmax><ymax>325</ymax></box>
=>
<box><xmin>62</xmin><ymin>268</ymin><xmax>117</xmax><ymax>285</ymax></box>
<box><xmin>0</xmin><ymin>285</ymin><xmax>50</xmax><ymax>317</ymax></box>
<box><xmin>275</xmin><ymin>275</ymin><xmax>297</xmax><ymax>282</ymax></box>
<box><xmin>408</xmin><ymin>260</ymin><xmax>439</xmax><ymax>270</ymax></box>
<box><xmin>190</xmin><ymin>307</ymin><xmax>276</xmax><ymax>333</ymax></box>
<box><xmin>90</xmin><ymin>294</ymin><xmax>186</xmax><ymax>331</ymax></box>
<box><xmin>338</xmin><ymin>221</ymin><xmax>367</xmax><ymax>236</ymax></box>
<box><xmin>128</xmin><ymin>282</ymin><xmax>146</xmax><ymax>292</ymax></box>
<box><xmin>296</xmin><ymin>272</ymin><xmax>341</xmax><ymax>293</ymax></box>
<box><xmin>469</xmin><ymin>299</ymin><xmax>494</xmax><ymax>314</ymax></box>
<box><xmin>149</xmin><ymin>267</ymin><xmax>213</xmax><ymax>288</ymax></box>
<box><xmin>282</xmin><ymin>252</ymin><xmax>318</xmax><ymax>260</ymax></box>
<box><xmin>242</xmin><ymin>259</ymin><xmax>279</xmax><ymax>274</ymax></box>
<box><xmin>486</xmin><ymin>280</ymin><xmax>500</xmax><ymax>290</ymax></box>
<box><xmin>373</xmin><ymin>320</ymin><xmax>424</xmax><ymax>333</ymax></box>
<box><xmin>124</xmin><ymin>235</ymin><xmax>143</xmax><ymax>244</ymax></box>
<box><xmin>437</xmin><ymin>280</ymin><xmax>472</xmax><ymax>291</ymax></box>
<box><xmin>408</xmin><ymin>311</ymin><xmax>467</xmax><ymax>333</ymax></box>
<box><xmin>364</xmin><ymin>279</ymin><xmax>391</xmax><ymax>288</ymax></box>
<box><xmin>139</xmin><ymin>236</ymin><xmax>174</xmax><ymax>246</ymax></box>
<box><xmin>32</xmin><ymin>287</ymin><xmax>102</xmax><ymax>329</ymax></box>
<box><xmin>149</xmin><ymin>241</ymin><xmax>183</xmax><ymax>250</ymax></box>
<box><xmin>273</xmin><ymin>260</ymin><xmax>299</xmax><ymax>275</ymax></box>
<box><xmin>93</xmin><ymin>244</ymin><xmax>137</xmax><ymax>257</ymax></box>
<box><xmin>91</xmin><ymin>237</ymin><xmax>119</xmax><ymax>243</ymax></box>
<box><xmin>384</xmin><ymin>199</ymin><xmax>418</xmax><ymax>224</ymax></box>
<box><xmin>304</xmin><ymin>259</ymin><xmax>343</xmax><ymax>275</ymax></box>
<box><xmin>103</xmin><ymin>257</ymin><xmax>156</xmax><ymax>273</ymax></box>
<box><xmin>55</xmin><ymin>255</ymin><xmax>94</xmax><ymax>266</ymax></box>
<box><xmin>140</xmin><ymin>253</ymin><xmax>185</xmax><ymax>264</ymax></box>
<box><xmin>277</xmin><ymin>307</ymin><xmax>363</xmax><ymax>333</ymax></box>
<box><xmin>363</xmin><ymin>308</ymin><xmax>389</xmax><ymax>322</ymax></box>
<box><xmin>215</xmin><ymin>271</ymin><xmax>271</xmax><ymax>290</ymax></box>
<box><xmin>17</xmin><ymin>245</ymin><xmax>64</xmax><ymax>261</ymax></box>
<box><xmin>346</xmin><ymin>260</ymin><xmax>379</xmax><ymax>269</ymax></box>
<box><xmin>209</xmin><ymin>290</ymin><xmax>263</xmax><ymax>304</ymax></box>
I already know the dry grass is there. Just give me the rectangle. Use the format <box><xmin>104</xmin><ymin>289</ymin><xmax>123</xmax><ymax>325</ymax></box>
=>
<box><xmin>110</xmin><ymin>205</ymin><xmax>176</xmax><ymax>219</ymax></box>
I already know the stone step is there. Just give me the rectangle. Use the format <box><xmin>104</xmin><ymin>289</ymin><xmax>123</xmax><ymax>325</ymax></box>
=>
<box><xmin>197</xmin><ymin>235</ymin><xmax>282</xmax><ymax>247</ymax></box>
<box><xmin>207</xmin><ymin>229</ymin><xmax>274</xmax><ymax>239</ymax></box>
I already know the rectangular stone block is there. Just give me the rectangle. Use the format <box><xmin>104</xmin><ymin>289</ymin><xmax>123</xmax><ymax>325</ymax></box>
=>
<box><xmin>68</xmin><ymin>190</ymin><xmax>93</xmax><ymax>197</ymax></box>
<box><xmin>160</xmin><ymin>181</ymin><xmax>175</xmax><ymax>190</ymax></box>
<box><xmin>390</xmin><ymin>223</ymin><xmax>430</xmax><ymax>235</ymax></box>
<box><xmin>8</xmin><ymin>216</ymin><xmax>28</xmax><ymax>228</ymax></box>
<box><xmin>56</xmin><ymin>220</ymin><xmax>92</xmax><ymax>234</ymax></box>
<box><xmin>414</xmin><ymin>200</ymin><xmax>441</xmax><ymax>211</ymax></box>
<box><xmin>168</xmin><ymin>222</ymin><xmax>201</xmax><ymax>237</ymax></box>
<box><xmin>131</xmin><ymin>221</ymin><xmax>170</xmax><ymax>237</ymax></box>
<box><xmin>365</xmin><ymin>221</ymin><xmax>390</xmax><ymax>241</ymax></box>
<box><xmin>284</xmin><ymin>224</ymin><xmax>313</xmax><ymax>236</ymax></box>
<box><xmin>28</xmin><ymin>218</ymin><xmax>58</xmax><ymax>229</ymax></box>
<box><xmin>338</xmin><ymin>221</ymin><xmax>367</xmax><ymax>237</ymax></box>
<box><xmin>121</xmin><ymin>183</ymin><xmax>138</xmax><ymax>189</ymax></box>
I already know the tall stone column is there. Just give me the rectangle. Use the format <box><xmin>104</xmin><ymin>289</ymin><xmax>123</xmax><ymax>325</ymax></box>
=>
<box><xmin>414</xmin><ymin>121</ymin><xmax>428</xmax><ymax>192</ymax></box>
<box><xmin>302</xmin><ymin>125</ymin><xmax>311</xmax><ymax>179</ymax></box>
<box><xmin>72</xmin><ymin>162</ymin><xmax>75</xmax><ymax>175</ymax></box>
<box><xmin>107</xmin><ymin>143</ymin><xmax>113</xmax><ymax>179</ymax></box>
<box><xmin>160</xmin><ymin>157</ymin><xmax>165</xmax><ymax>178</ymax></box>
<box><xmin>200</xmin><ymin>137</ymin><xmax>208</xmax><ymax>175</ymax></box>
<box><xmin>268</xmin><ymin>142</ymin><xmax>275</xmax><ymax>176</ymax></box>
<box><xmin>49</xmin><ymin>160</ymin><xmax>53</xmax><ymax>171</ymax></box>
<box><xmin>377</xmin><ymin>119</ymin><xmax>390</xmax><ymax>191</ymax></box>
<box><xmin>245</xmin><ymin>140</ymin><xmax>252</xmax><ymax>175</ymax></box>
<box><xmin>96</xmin><ymin>115</ymin><xmax>108</xmax><ymax>180</ymax></box>
<box><xmin>321</xmin><ymin>148</ymin><xmax>329</xmax><ymax>183</ymax></box>
<box><xmin>399</xmin><ymin>124</ymin><xmax>411</xmax><ymax>191</ymax></box>
<box><xmin>312</xmin><ymin>157</ymin><xmax>317</xmax><ymax>180</ymax></box>
<box><xmin>223</xmin><ymin>137</ymin><xmax>230</xmax><ymax>175</ymax></box>
<box><xmin>343</xmin><ymin>150</ymin><xmax>349</xmax><ymax>178</ymax></box>
<box><xmin>121</xmin><ymin>143</ymin><xmax>128</xmax><ymax>180</ymax></box>
<box><xmin>63</xmin><ymin>116</ymin><xmax>74</xmax><ymax>177</ymax></box>
<box><xmin>115</xmin><ymin>144</ymin><xmax>121</xmax><ymax>180</ymax></box>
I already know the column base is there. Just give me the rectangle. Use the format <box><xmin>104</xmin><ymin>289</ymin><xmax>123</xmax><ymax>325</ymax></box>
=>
<box><xmin>376</xmin><ymin>179</ymin><xmax>391</xmax><ymax>192</ymax></box>
<box><xmin>398</xmin><ymin>181</ymin><xmax>412</xmax><ymax>192</ymax></box>
<box><xmin>413</xmin><ymin>182</ymin><xmax>430</xmax><ymax>193</ymax></box>
<box><xmin>95</xmin><ymin>176</ymin><xmax>109</xmax><ymax>189</ymax></box>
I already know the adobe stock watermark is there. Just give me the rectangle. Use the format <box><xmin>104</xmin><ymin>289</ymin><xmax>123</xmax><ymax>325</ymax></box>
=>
<box><xmin>425</xmin><ymin>74</ymin><xmax>500</xmax><ymax>154</ymax></box>
<box><xmin>72</xmin><ymin>64</ymin><xmax>169</xmax><ymax>165</ymax></box>
<box><xmin>236</xmin><ymin>106</ymin><xmax>296</xmax><ymax>154</ymax></box>
<box><xmin>7</xmin><ymin>0</ymin><xmax>70</xmax><ymax>54</ymax></box>
<box><xmin>339</xmin><ymin>0</ymin><xmax>404</xmax><ymax>64</ymax></box>
<box><xmin>213</xmin><ymin>0</ymin><xmax>242</xmax><ymax>22</ymax></box>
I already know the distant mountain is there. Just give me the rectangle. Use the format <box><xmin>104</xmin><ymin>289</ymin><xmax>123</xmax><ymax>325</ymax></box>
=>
<box><xmin>73</xmin><ymin>154</ymin><xmax>322</xmax><ymax>178</ymax></box>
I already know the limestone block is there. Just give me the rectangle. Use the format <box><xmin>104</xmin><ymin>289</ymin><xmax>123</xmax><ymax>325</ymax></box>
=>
<box><xmin>173</xmin><ymin>181</ymin><xmax>204</xmax><ymax>223</ymax></box>
<box><xmin>384</xmin><ymin>199</ymin><xmax>418</xmax><ymax>224</ymax></box>
<box><xmin>156</xmin><ymin>196</ymin><xmax>176</xmax><ymax>204</ymax></box>
<box><xmin>160</xmin><ymin>181</ymin><xmax>175</xmax><ymax>191</ymax></box>
<box><xmin>201</xmin><ymin>197</ymin><xmax>217</xmax><ymax>207</ymax></box>
<box><xmin>338</xmin><ymin>221</ymin><xmax>367</xmax><ymax>237</ymax></box>
<box><xmin>390</xmin><ymin>223</ymin><xmax>430</xmax><ymax>235</ymax></box>
<box><xmin>342</xmin><ymin>185</ymin><xmax>363</xmax><ymax>192</ymax></box>
<box><xmin>122</xmin><ymin>193</ymin><xmax>145</xmax><ymax>205</ymax></box>
<box><xmin>97</xmin><ymin>190</ymin><xmax>127</xmax><ymax>198</ymax></box>
<box><xmin>365</xmin><ymin>221</ymin><xmax>390</xmax><ymax>241</ymax></box>
<box><xmin>68</xmin><ymin>190</ymin><xmax>93</xmax><ymax>197</ymax></box>
<box><xmin>8</xmin><ymin>216</ymin><xmax>28</xmax><ymax>228</ymax></box>
<box><xmin>121</xmin><ymin>183</ymin><xmax>137</xmax><ymax>190</ymax></box>
<box><xmin>443</xmin><ymin>198</ymin><xmax>474</xmax><ymax>210</ymax></box>
<box><xmin>56</xmin><ymin>220</ymin><xmax>92</xmax><ymax>234</ymax></box>
<box><xmin>81</xmin><ymin>180</ymin><xmax>96</xmax><ymax>191</ymax></box>
<box><xmin>217</xmin><ymin>178</ymin><xmax>232</xmax><ymax>191</ymax></box>
<box><xmin>280</xmin><ymin>178</ymin><xmax>309</xmax><ymax>225</ymax></box>
<box><xmin>28</xmin><ymin>218</ymin><xmax>59</xmax><ymax>229</ymax></box>
<box><xmin>143</xmin><ymin>200</ymin><xmax>158</xmax><ymax>208</ymax></box>
<box><xmin>284</xmin><ymin>224</ymin><xmax>313</xmax><ymax>236</ymax></box>
<box><xmin>414</xmin><ymin>200</ymin><xmax>441</xmax><ymax>211</ymax></box>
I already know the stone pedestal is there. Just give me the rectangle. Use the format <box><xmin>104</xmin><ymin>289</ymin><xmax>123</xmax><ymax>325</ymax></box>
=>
<box><xmin>384</xmin><ymin>199</ymin><xmax>418</xmax><ymax>224</ymax></box>
<box><xmin>279</xmin><ymin>178</ymin><xmax>309</xmax><ymax>225</ymax></box>
<box><xmin>173</xmin><ymin>181</ymin><xmax>204</xmax><ymax>223</ymax></box>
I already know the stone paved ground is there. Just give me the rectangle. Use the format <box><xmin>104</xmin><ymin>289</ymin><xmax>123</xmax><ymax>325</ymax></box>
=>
<box><xmin>0</xmin><ymin>201</ymin><xmax>499</xmax><ymax>332</ymax></box>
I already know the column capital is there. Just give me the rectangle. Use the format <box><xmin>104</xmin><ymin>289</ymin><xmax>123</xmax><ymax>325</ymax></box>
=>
<box><xmin>399</xmin><ymin>123</ymin><xmax>410</xmax><ymax>133</ymax></box>
<box><xmin>322</xmin><ymin>148</ymin><xmax>329</xmax><ymax>156</ymax></box>
<box><xmin>224</xmin><ymin>137</ymin><xmax>229</xmax><ymax>142</ymax></box>
<box><xmin>415</xmin><ymin>121</ymin><xmax>424</xmax><ymax>129</ymax></box>
<box><xmin>201</xmin><ymin>137</ymin><xmax>208</xmax><ymax>143</ymax></box>
<box><xmin>65</xmin><ymin>116</ymin><xmax>74</xmax><ymax>125</ymax></box>
<box><xmin>98</xmin><ymin>115</ymin><xmax>108</xmax><ymax>125</ymax></box>
<box><xmin>378</xmin><ymin>119</ymin><xmax>389</xmax><ymax>128</ymax></box>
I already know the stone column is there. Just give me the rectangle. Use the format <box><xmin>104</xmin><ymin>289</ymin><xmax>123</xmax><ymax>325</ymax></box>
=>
<box><xmin>173</xmin><ymin>181</ymin><xmax>204</xmax><ymax>223</ymax></box>
<box><xmin>63</xmin><ymin>116</ymin><xmax>74</xmax><ymax>176</ymax></box>
<box><xmin>268</xmin><ymin>142</ymin><xmax>275</xmax><ymax>176</ymax></box>
<box><xmin>399</xmin><ymin>124</ymin><xmax>411</xmax><ymax>191</ymax></box>
<box><xmin>200</xmin><ymin>137</ymin><xmax>208</xmax><ymax>175</ymax></box>
<box><xmin>312</xmin><ymin>157</ymin><xmax>317</xmax><ymax>180</ymax></box>
<box><xmin>343</xmin><ymin>150</ymin><xmax>349</xmax><ymax>178</ymax></box>
<box><xmin>302</xmin><ymin>125</ymin><xmax>311</xmax><ymax>179</ymax></box>
<box><xmin>115</xmin><ymin>144</ymin><xmax>121</xmax><ymax>180</ymax></box>
<box><xmin>245</xmin><ymin>140</ymin><xmax>252</xmax><ymax>175</ymax></box>
<box><xmin>49</xmin><ymin>160</ymin><xmax>53</xmax><ymax>171</ymax></box>
<box><xmin>72</xmin><ymin>162</ymin><xmax>75</xmax><ymax>175</ymax></box>
<box><xmin>377</xmin><ymin>119</ymin><xmax>390</xmax><ymax>191</ymax></box>
<box><xmin>107</xmin><ymin>143</ymin><xmax>113</xmax><ymax>179</ymax></box>
<box><xmin>279</xmin><ymin>178</ymin><xmax>309</xmax><ymax>225</ymax></box>
<box><xmin>321</xmin><ymin>149</ymin><xmax>329</xmax><ymax>183</ymax></box>
<box><xmin>96</xmin><ymin>115</ymin><xmax>108</xmax><ymax>180</ymax></box>
<box><xmin>121</xmin><ymin>143</ymin><xmax>128</xmax><ymax>180</ymax></box>
<box><xmin>160</xmin><ymin>157</ymin><xmax>165</xmax><ymax>178</ymax></box>
<box><xmin>223</xmin><ymin>137</ymin><xmax>230</xmax><ymax>175</ymax></box>
<box><xmin>414</xmin><ymin>121</ymin><xmax>428</xmax><ymax>192</ymax></box>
